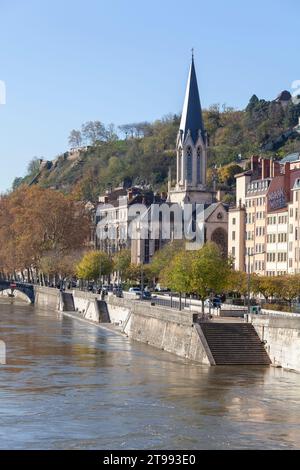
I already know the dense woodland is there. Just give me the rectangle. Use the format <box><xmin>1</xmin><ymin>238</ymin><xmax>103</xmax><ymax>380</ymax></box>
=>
<box><xmin>12</xmin><ymin>94</ymin><xmax>300</xmax><ymax>202</ymax></box>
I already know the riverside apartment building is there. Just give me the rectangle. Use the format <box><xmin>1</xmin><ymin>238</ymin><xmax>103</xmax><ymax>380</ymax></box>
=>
<box><xmin>228</xmin><ymin>153</ymin><xmax>300</xmax><ymax>275</ymax></box>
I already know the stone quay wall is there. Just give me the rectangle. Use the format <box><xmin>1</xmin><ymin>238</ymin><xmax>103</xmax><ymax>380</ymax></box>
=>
<box><xmin>107</xmin><ymin>296</ymin><xmax>211</xmax><ymax>364</ymax></box>
<box><xmin>33</xmin><ymin>287</ymin><xmax>211</xmax><ymax>365</ymax></box>
<box><xmin>250</xmin><ymin>314</ymin><xmax>300</xmax><ymax>372</ymax></box>
<box><xmin>33</xmin><ymin>286</ymin><xmax>300</xmax><ymax>371</ymax></box>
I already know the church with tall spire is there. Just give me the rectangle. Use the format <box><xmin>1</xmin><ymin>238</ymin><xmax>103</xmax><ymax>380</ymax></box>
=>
<box><xmin>97</xmin><ymin>54</ymin><xmax>229</xmax><ymax>267</ymax></box>
<box><xmin>168</xmin><ymin>54</ymin><xmax>215</xmax><ymax>206</ymax></box>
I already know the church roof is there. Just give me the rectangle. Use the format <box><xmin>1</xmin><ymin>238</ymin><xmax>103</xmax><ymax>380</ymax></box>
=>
<box><xmin>203</xmin><ymin>202</ymin><xmax>228</xmax><ymax>220</ymax></box>
<box><xmin>179</xmin><ymin>56</ymin><xmax>205</xmax><ymax>144</ymax></box>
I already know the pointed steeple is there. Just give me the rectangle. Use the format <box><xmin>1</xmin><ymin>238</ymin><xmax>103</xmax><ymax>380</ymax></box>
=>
<box><xmin>179</xmin><ymin>54</ymin><xmax>205</xmax><ymax>144</ymax></box>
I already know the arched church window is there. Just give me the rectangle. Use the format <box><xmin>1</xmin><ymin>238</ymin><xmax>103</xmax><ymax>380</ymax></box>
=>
<box><xmin>178</xmin><ymin>150</ymin><xmax>182</xmax><ymax>181</ymax></box>
<box><xmin>187</xmin><ymin>146</ymin><xmax>192</xmax><ymax>183</ymax></box>
<box><xmin>197</xmin><ymin>147</ymin><xmax>201</xmax><ymax>184</ymax></box>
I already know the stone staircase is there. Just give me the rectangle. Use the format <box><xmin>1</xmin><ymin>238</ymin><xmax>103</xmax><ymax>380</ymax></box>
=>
<box><xmin>199</xmin><ymin>322</ymin><xmax>271</xmax><ymax>365</ymax></box>
<box><xmin>60</xmin><ymin>292</ymin><xmax>75</xmax><ymax>312</ymax></box>
<box><xmin>96</xmin><ymin>300</ymin><xmax>110</xmax><ymax>323</ymax></box>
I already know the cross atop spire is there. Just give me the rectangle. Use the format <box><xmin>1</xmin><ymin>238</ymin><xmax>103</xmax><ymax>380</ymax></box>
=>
<box><xmin>179</xmin><ymin>54</ymin><xmax>205</xmax><ymax>144</ymax></box>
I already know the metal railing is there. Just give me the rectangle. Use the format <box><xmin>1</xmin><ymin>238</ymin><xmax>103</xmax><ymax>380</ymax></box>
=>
<box><xmin>148</xmin><ymin>296</ymin><xmax>181</xmax><ymax>310</ymax></box>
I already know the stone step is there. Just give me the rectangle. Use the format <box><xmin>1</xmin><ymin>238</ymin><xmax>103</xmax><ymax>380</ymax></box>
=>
<box><xmin>199</xmin><ymin>322</ymin><xmax>271</xmax><ymax>366</ymax></box>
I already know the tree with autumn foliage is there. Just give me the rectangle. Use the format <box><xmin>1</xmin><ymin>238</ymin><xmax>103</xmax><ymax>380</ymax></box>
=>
<box><xmin>275</xmin><ymin>275</ymin><xmax>300</xmax><ymax>309</ymax></box>
<box><xmin>125</xmin><ymin>263</ymin><xmax>151</xmax><ymax>287</ymax></box>
<box><xmin>39</xmin><ymin>250</ymin><xmax>83</xmax><ymax>285</ymax></box>
<box><xmin>253</xmin><ymin>275</ymin><xmax>280</xmax><ymax>302</ymax></box>
<box><xmin>190</xmin><ymin>243</ymin><xmax>231</xmax><ymax>312</ymax></box>
<box><xmin>158</xmin><ymin>242</ymin><xmax>231</xmax><ymax>313</ymax></box>
<box><xmin>76</xmin><ymin>250</ymin><xmax>113</xmax><ymax>281</ymax></box>
<box><xmin>225</xmin><ymin>269</ymin><xmax>248</xmax><ymax>297</ymax></box>
<box><xmin>113</xmin><ymin>249</ymin><xmax>131</xmax><ymax>282</ymax></box>
<box><xmin>0</xmin><ymin>186</ymin><xmax>90</xmax><ymax>281</ymax></box>
<box><xmin>147</xmin><ymin>240</ymin><xmax>184</xmax><ymax>281</ymax></box>
<box><xmin>160</xmin><ymin>249</ymin><xmax>194</xmax><ymax>294</ymax></box>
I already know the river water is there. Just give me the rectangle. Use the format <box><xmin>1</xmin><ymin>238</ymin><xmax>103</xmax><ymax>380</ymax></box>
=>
<box><xmin>0</xmin><ymin>299</ymin><xmax>300</xmax><ymax>450</ymax></box>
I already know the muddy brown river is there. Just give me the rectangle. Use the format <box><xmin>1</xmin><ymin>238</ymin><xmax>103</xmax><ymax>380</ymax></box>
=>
<box><xmin>0</xmin><ymin>299</ymin><xmax>300</xmax><ymax>450</ymax></box>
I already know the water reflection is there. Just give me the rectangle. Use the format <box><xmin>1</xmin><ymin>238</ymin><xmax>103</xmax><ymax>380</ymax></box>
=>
<box><xmin>0</xmin><ymin>299</ymin><xmax>300</xmax><ymax>450</ymax></box>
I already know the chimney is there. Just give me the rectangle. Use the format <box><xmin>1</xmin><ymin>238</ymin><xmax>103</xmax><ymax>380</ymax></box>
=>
<box><xmin>270</xmin><ymin>158</ymin><xmax>280</xmax><ymax>178</ymax></box>
<box><xmin>273</xmin><ymin>161</ymin><xmax>281</xmax><ymax>177</ymax></box>
<box><xmin>261</xmin><ymin>158</ymin><xmax>270</xmax><ymax>179</ymax></box>
<box><xmin>128</xmin><ymin>189</ymin><xmax>133</xmax><ymax>201</ymax></box>
<box><xmin>251</xmin><ymin>155</ymin><xmax>259</xmax><ymax>172</ymax></box>
<box><xmin>216</xmin><ymin>190</ymin><xmax>225</xmax><ymax>201</ymax></box>
<box><xmin>284</xmin><ymin>162</ymin><xmax>291</xmax><ymax>202</ymax></box>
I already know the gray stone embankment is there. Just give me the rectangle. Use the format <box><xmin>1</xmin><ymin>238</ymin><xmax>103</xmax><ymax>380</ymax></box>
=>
<box><xmin>34</xmin><ymin>286</ymin><xmax>60</xmax><ymax>310</ymax></box>
<box><xmin>107</xmin><ymin>295</ymin><xmax>211</xmax><ymax>364</ymax></box>
<box><xmin>33</xmin><ymin>286</ymin><xmax>300</xmax><ymax>371</ymax></box>
<box><xmin>250</xmin><ymin>314</ymin><xmax>300</xmax><ymax>372</ymax></box>
<box><xmin>33</xmin><ymin>286</ymin><xmax>211</xmax><ymax>364</ymax></box>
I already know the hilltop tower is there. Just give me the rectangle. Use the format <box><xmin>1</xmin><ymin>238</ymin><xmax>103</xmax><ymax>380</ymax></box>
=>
<box><xmin>169</xmin><ymin>54</ymin><xmax>214</xmax><ymax>205</ymax></box>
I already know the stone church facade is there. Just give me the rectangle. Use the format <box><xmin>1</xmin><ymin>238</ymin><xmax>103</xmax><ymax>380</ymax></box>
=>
<box><xmin>131</xmin><ymin>55</ymin><xmax>228</xmax><ymax>264</ymax></box>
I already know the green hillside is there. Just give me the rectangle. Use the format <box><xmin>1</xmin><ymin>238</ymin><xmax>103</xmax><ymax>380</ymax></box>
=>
<box><xmin>13</xmin><ymin>93</ymin><xmax>300</xmax><ymax>201</ymax></box>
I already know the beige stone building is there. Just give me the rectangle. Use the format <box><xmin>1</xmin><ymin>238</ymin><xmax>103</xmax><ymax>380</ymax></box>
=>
<box><xmin>229</xmin><ymin>154</ymin><xmax>300</xmax><ymax>276</ymax></box>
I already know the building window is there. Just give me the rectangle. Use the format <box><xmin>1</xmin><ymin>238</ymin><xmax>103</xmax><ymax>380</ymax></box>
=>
<box><xmin>196</xmin><ymin>147</ymin><xmax>201</xmax><ymax>184</ymax></box>
<box><xmin>232</xmin><ymin>247</ymin><xmax>235</xmax><ymax>256</ymax></box>
<box><xmin>144</xmin><ymin>239</ymin><xmax>150</xmax><ymax>264</ymax></box>
<box><xmin>232</xmin><ymin>218</ymin><xmax>236</xmax><ymax>225</ymax></box>
<box><xmin>232</xmin><ymin>231</ymin><xmax>236</xmax><ymax>241</ymax></box>
<box><xmin>187</xmin><ymin>146</ymin><xmax>192</xmax><ymax>183</ymax></box>
<box><xmin>178</xmin><ymin>150</ymin><xmax>182</xmax><ymax>181</ymax></box>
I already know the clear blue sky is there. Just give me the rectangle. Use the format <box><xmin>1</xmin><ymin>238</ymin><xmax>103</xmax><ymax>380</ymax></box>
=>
<box><xmin>0</xmin><ymin>0</ymin><xmax>298</xmax><ymax>191</ymax></box>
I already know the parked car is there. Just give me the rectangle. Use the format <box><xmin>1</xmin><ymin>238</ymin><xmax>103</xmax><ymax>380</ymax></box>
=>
<box><xmin>113</xmin><ymin>286</ymin><xmax>123</xmax><ymax>298</ymax></box>
<box><xmin>127</xmin><ymin>288</ymin><xmax>152</xmax><ymax>300</ymax></box>
<box><xmin>142</xmin><ymin>291</ymin><xmax>152</xmax><ymax>300</ymax></box>
<box><xmin>128</xmin><ymin>287</ymin><xmax>142</xmax><ymax>296</ymax></box>
<box><xmin>101</xmin><ymin>284</ymin><xmax>112</xmax><ymax>292</ymax></box>
<box><xmin>155</xmin><ymin>284</ymin><xmax>170</xmax><ymax>292</ymax></box>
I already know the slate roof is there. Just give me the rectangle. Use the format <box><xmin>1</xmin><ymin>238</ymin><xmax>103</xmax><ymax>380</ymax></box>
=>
<box><xmin>179</xmin><ymin>57</ymin><xmax>205</xmax><ymax>144</ymax></box>
<box><xmin>203</xmin><ymin>202</ymin><xmax>228</xmax><ymax>220</ymax></box>
<box><xmin>280</xmin><ymin>152</ymin><xmax>300</xmax><ymax>164</ymax></box>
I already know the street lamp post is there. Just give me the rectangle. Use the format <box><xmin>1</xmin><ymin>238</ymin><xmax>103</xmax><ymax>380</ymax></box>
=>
<box><xmin>140</xmin><ymin>265</ymin><xmax>144</xmax><ymax>298</ymax></box>
<box><xmin>99</xmin><ymin>256</ymin><xmax>102</xmax><ymax>291</ymax></box>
